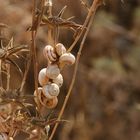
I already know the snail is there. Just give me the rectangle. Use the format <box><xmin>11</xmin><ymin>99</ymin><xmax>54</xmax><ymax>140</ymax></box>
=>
<box><xmin>43</xmin><ymin>45</ymin><xmax>57</xmax><ymax>62</ymax></box>
<box><xmin>45</xmin><ymin>97</ymin><xmax>58</xmax><ymax>109</ymax></box>
<box><xmin>0</xmin><ymin>133</ymin><xmax>8</xmax><ymax>140</ymax></box>
<box><xmin>52</xmin><ymin>74</ymin><xmax>63</xmax><ymax>87</ymax></box>
<box><xmin>46</xmin><ymin>64</ymin><xmax>60</xmax><ymax>79</ymax></box>
<box><xmin>34</xmin><ymin>87</ymin><xmax>44</xmax><ymax>107</ymax></box>
<box><xmin>42</xmin><ymin>83</ymin><xmax>60</xmax><ymax>99</ymax></box>
<box><xmin>55</xmin><ymin>43</ymin><xmax>66</xmax><ymax>56</ymax></box>
<box><xmin>59</xmin><ymin>53</ymin><xmax>75</xmax><ymax>67</ymax></box>
<box><xmin>38</xmin><ymin>68</ymin><xmax>49</xmax><ymax>86</ymax></box>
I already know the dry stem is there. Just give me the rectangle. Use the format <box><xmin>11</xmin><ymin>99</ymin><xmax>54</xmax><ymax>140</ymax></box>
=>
<box><xmin>67</xmin><ymin>0</ymin><xmax>102</xmax><ymax>52</ymax></box>
<box><xmin>48</xmin><ymin>0</ymin><xmax>102</xmax><ymax>140</ymax></box>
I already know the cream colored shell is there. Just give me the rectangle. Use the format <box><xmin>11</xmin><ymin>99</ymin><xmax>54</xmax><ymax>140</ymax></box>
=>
<box><xmin>42</xmin><ymin>83</ymin><xmax>60</xmax><ymax>99</ymax></box>
<box><xmin>34</xmin><ymin>87</ymin><xmax>43</xmax><ymax>106</ymax></box>
<box><xmin>43</xmin><ymin>45</ymin><xmax>57</xmax><ymax>62</ymax></box>
<box><xmin>52</xmin><ymin>74</ymin><xmax>63</xmax><ymax>87</ymax></box>
<box><xmin>55</xmin><ymin>43</ymin><xmax>66</xmax><ymax>56</ymax></box>
<box><xmin>0</xmin><ymin>133</ymin><xmax>8</xmax><ymax>140</ymax></box>
<box><xmin>59</xmin><ymin>53</ymin><xmax>75</xmax><ymax>66</ymax></box>
<box><xmin>45</xmin><ymin>97</ymin><xmax>58</xmax><ymax>109</ymax></box>
<box><xmin>46</xmin><ymin>64</ymin><xmax>60</xmax><ymax>79</ymax></box>
<box><xmin>38</xmin><ymin>68</ymin><xmax>49</xmax><ymax>86</ymax></box>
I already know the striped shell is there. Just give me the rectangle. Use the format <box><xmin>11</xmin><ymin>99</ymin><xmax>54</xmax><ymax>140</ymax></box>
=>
<box><xmin>38</xmin><ymin>68</ymin><xmax>49</xmax><ymax>86</ymax></box>
<box><xmin>55</xmin><ymin>43</ymin><xmax>66</xmax><ymax>56</ymax></box>
<box><xmin>46</xmin><ymin>64</ymin><xmax>60</xmax><ymax>79</ymax></box>
<box><xmin>42</xmin><ymin>83</ymin><xmax>60</xmax><ymax>99</ymax></box>
<box><xmin>43</xmin><ymin>45</ymin><xmax>57</xmax><ymax>62</ymax></box>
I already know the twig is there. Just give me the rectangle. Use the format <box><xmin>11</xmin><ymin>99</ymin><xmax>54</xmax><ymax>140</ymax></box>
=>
<box><xmin>48</xmin><ymin>0</ymin><xmax>102</xmax><ymax>140</ymax></box>
<box><xmin>0</xmin><ymin>60</ymin><xmax>2</xmax><ymax>87</ymax></box>
<box><xmin>67</xmin><ymin>0</ymin><xmax>102</xmax><ymax>52</ymax></box>
<box><xmin>6</xmin><ymin>63</ymin><xmax>10</xmax><ymax>90</ymax></box>
<box><xmin>45</xmin><ymin>0</ymin><xmax>54</xmax><ymax>46</ymax></box>
<box><xmin>19</xmin><ymin>56</ymin><xmax>31</xmax><ymax>93</ymax></box>
<box><xmin>20</xmin><ymin>0</ymin><xmax>45</xmax><ymax>93</ymax></box>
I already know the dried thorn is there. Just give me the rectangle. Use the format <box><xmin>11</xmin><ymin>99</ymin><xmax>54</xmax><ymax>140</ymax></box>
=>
<box><xmin>57</xmin><ymin>5</ymin><xmax>67</xmax><ymax>18</ymax></box>
<box><xmin>80</xmin><ymin>0</ymin><xmax>90</xmax><ymax>11</ymax></box>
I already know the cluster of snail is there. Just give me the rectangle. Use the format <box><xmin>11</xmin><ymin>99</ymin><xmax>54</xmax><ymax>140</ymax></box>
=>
<box><xmin>34</xmin><ymin>43</ymin><xmax>75</xmax><ymax>109</ymax></box>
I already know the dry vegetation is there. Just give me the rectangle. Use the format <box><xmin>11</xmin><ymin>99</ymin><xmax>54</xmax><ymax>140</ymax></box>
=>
<box><xmin>0</xmin><ymin>0</ymin><xmax>140</xmax><ymax>140</ymax></box>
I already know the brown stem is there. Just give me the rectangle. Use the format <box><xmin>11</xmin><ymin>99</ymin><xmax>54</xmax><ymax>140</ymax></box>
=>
<box><xmin>67</xmin><ymin>0</ymin><xmax>102</xmax><ymax>52</ymax></box>
<box><xmin>0</xmin><ymin>60</ymin><xmax>3</xmax><ymax>87</ymax></box>
<box><xmin>48</xmin><ymin>0</ymin><xmax>102</xmax><ymax>140</ymax></box>
<box><xmin>6</xmin><ymin>63</ymin><xmax>10</xmax><ymax>90</ymax></box>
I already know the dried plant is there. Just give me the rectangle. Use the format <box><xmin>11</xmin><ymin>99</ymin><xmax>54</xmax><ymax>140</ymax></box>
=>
<box><xmin>0</xmin><ymin>0</ymin><xmax>103</xmax><ymax>140</ymax></box>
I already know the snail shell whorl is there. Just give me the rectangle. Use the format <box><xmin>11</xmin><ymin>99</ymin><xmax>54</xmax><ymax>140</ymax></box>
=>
<box><xmin>34</xmin><ymin>87</ymin><xmax>43</xmax><ymax>106</ymax></box>
<box><xmin>45</xmin><ymin>97</ymin><xmax>58</xmax><ymax>109</ymax></box>
<box><xmin>59</xmin><ymin>53</ymin><xmax>75</xmax><ymax>66</ymax></box>
<box><xmin>43</xmin><ymin>45</ymin><xmax>57</xmax><ymax>62</ymax></box>
<box><xmin>46</xmin><ymin>64</ymin><xmax>60</xmax><ymax>79</ymax></box>
<box><xmin>38</xmin><ymin>68</ymin><xmax>49</xmax><ymax>86</ymax></box>
<box><xmin>55</xmin><ymin>43</ymin><xmax>66</xmax><ymax>56</ymax></box>
<box><xmin>52</xmin><ymin>74</ymin><xmax>63</xmax><ymax>87</ymax></box>
<box><xmin>42</xmin><ymin>83</ymin><xmax>60</xmax><ymax>99</ymax></box>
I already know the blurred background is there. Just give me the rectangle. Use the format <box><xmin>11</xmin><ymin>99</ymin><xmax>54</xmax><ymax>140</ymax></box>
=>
<box><xmin>0</xmin><ymin>0</ymin><xmax>140</xmax><ymax>140</ymax></box>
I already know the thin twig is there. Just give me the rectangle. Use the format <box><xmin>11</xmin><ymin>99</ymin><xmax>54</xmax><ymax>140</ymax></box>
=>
<box><xmin>20</xmin><ymin>0</ymin><xmax>45</xmax><ymax>93</ymax></box>
<box><xmin>48</xmin><ymin>0</ymin><xmax>102</xmax><ymax>140</ymax></box>
<box><xmin>19</xmin><ymin>56</ymin><xmax>31</xmax><ymax>93</ymax></box>
<box><xmin>45</xmin><ymin>0</ymin><xmax>53</xmax><ymax>46</ymax></box>
<box><xmin>6</xmin><ymin>63</ymin><xmax>10</xmax><ymax>90</ymax></box>
<box><xmin>67</xmin><ymin>0</ymin><xmax>102</xmax><ymax>52</ymax></box>
<box><xmin>0</xmin><ymin>60</ymin><xmax>2</xmax><ymax>87</ymax></box>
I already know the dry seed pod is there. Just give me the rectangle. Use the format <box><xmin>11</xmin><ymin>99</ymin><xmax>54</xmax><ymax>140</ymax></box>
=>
<box><xmin>38</xmin><ymin>68</ymin><xmax>49</xmax><ymax>86</ymax></box>
<box><xmin>42</xmin><ymin>83</ymin><xmax>60</xmax><ymax>99</ymax></box>
<box><xmin>43</xmin><ymin>45</ymin><xmax>57</xmax><ymax>62</ymax></box>
<box><xmin>46</xmin><ymin>64</ymin><xmax>60</xmax><ymax>79</ymax></box>
<box><xmin>59</xmin><ymin>53</ymin><xmax>75</xmax><ymax>66</ymax></box>
<box><xmin>55</xmin><ymin>43</ymin><xmax>66</xmax><ymax>56</ymax></box>
<box><xmin>52</xmin><ymin>74</ymin><xmax>63</xmax><ymax>87</ymax></box>
<box><xmin>45</xmin><ymin>97</ymin><xmax>58</xmax><ymax>109</ymax></box>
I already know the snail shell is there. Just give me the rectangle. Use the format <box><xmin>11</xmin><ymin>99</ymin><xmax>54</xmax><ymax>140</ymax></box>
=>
<box><xmin>45</xmin><ymin>97</ymin><xmax>58</xmax><ymax>109</ymax></box>
<box><xmin>52</xmin><ymin>74</ymin><xmax>63</xmax><ymax>87</ymax></box>
<box><xmin>34</xmin><ymin>87</ymin><xmax>43</xmax><ymax>107</ymax></box>
<box><xmin>43</xmin><ymin>45</ymin><xmax>57</xmax><ymax>62</ymax></box>
<box><xmin>0</xmin><ymin>133</ymin><xmax>8</xmax><ymax>140</ymax></box>
<box><xmin>59</xmin><ymin>53</ymin><xmax>75</xmax><ymax>66</ymax></box>
<box><xmin>38</xmin><ymin>68</ymin><xmax>49</xmax><ymax>86</ymax></box>
<box><xmin>46</xmin><ymin>64</ymin><xmax>60</xmax><ymax>79</ymax></box>
<box><xmin>55</xmin><ymin>43</ymin><xmax>66</xmax><ymax>56</ymax></box>
<box><xmin>42</xmin><ymin>83</ymin><xmax>60</xmax><ymax>99</ymax></box>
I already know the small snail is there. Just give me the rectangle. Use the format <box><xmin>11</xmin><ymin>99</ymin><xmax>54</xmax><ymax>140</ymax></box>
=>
<box><xmin>42</xmin><ymin>83</ymin><xmax>60</xmax><ymax>99</ymax></box>
<box><xmin>46</xmin><ymin>64</ymin><xmax>60</xmax><ymax>79</ymax></box>
<box><xmin>38</xmin><ymin>68</ymin><xmax>49</xmax><ymax>86</ymax></box>
<box><xmin>59</xmin><ymin>53</ymin><xmax>75</xmax><ymax>67</ymax></box>
<box><xmin>52</xmin><ymin>74</ymin><xmax>63</xmax><ymax>87</ymax></box>
<box><xmin>34</xmin><ymin>87</ymin><xmax>44</xmax><ymax>107</ymax></box>
<box><xmin>0</xmin><ymin>133</ymin><xmax>8</xmax><ymax>140</ymax></box>
<box><xmin>55</xmin><ymin>43</ymin><xmax>66</xmax><ymax>56</ymax></box>
<box><xmin>45</xmin><ymin>97</ymin><xmax>58</xmax><ymax>109</ymax></box>
<box><xmin>43</xmin><ymin>45</ymin><xmax>57</xmax><ymax>62</ymax></box>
